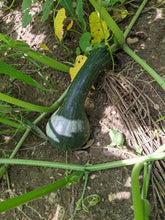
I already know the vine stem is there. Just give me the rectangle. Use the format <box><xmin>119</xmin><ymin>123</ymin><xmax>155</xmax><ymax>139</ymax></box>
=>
<box><xmin>131</xmin><ymin>163</ymin><xmax>145</xmax><ymax>220</ymax></box>
<box><xmin>0</xmin><ymin>149</ymin><xmax>164</xmax><ymax>172</ymax></box>
<box><xmin>0</xmin><ymin>0</ymin><xmax>15</xmax><ymax>10</ymax></box>
<box><xmin>0</xmin><ymin>87</ymin><xmax>69</xmax><ymax>178</ymax></box>
<box><xmin>123</xmin><ymin>44</ymin><xmax>165</xmax><ymax>91</ymax></box>
<box><xmin>124</xmin><ymin>0</ymin><xmax>148</xmax><ymax>39</ymax></box>
<box><xmin>0</xmin><ymin>171</ymin><xmax>83</xmax><ymax>213</ymax></box>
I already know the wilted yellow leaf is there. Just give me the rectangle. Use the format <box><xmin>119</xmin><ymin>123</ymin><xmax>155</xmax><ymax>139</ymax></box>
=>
<box><xmin>38</xmin><ymin>43</ymin><xmax>52</xmax><ymax>53</ymax></box>
<box><xmin>69</xmin><ymin>55</ymin><xmax>87</xmax><ymax>81</ymax></box>
<box><xmin>63</xmin><ymin>18</ymin><xmax>73</xmax><ymax>31</ymax></box>
<box><xmin>89</xmin><ymin>12</ymin><xmax>109</xmax><ymax>45</ymax></box>
<box><xmin>69</xmin><ymin>55</ymin><xmax>95</xmax><ymax>89</ymax></box>
<box><xmin>112</xmin><ymin>5</ymin><xmax>128</xmax><ymax>21</ymax></box>
<box><xmin>121</xmin><ymin>10</ymin><xmax>128</xmax><ymax>19</ymax></box>
<box><xmin>54</xmin><ymin>8</ymin><xmax>66</xmax><ymax>41</ymax></box>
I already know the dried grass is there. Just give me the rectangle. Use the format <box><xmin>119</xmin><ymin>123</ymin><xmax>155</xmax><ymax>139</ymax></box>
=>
<box><xmin>103</xmin><ymin>71</ymin><xmax>165</xmax><ymax>219</ymax></box>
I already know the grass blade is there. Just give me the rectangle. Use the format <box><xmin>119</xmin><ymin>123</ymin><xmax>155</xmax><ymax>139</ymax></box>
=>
<box><xmin>0</xmin><ymin>93</ymin><xmax>52</xmax><ymax>112</ymax></box>
<box><xmin>26</xmin><ymin>49</ymin><xmax>70</xmax><ymax>72</ymax></box>
<box><xmin>0</xmin><ymin>33</ymin><xmax>70</xmax><ymax>72</ymax></box>
<box><xmin>0</xmin><ymin>61</ymin><xmax>50</xmax><ymax>91</ymax></box>
<box><xmin>76</xmin><ymin>0</ymin><xmax>86</xmax><ymax>31</ymax></box>
<box><xmin>0</xmin><ymin>117</ymin><xmax>26</xmax><ymax>130</ymax></box>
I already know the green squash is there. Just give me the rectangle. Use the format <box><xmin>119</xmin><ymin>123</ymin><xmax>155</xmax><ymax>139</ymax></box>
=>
<box><xmin>46</xmin><ymin>47</ymin><xmax>110</xmax><ymax>150</ymax></box>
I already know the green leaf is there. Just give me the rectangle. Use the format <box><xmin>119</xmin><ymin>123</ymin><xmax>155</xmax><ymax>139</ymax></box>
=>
<box><xmin>60</xmin><ymin>0</ymin><xmax>76</xmax><ymax>18</ymax></box>
<box><xmin>0</xmin><ymin>61</ymin><xmax>48</xmax><ymax>91</ymax></box>
<box><xmin>13</xmin><ymin>40</ymin><xmax>30</xmax><ymax>52</ymax></box>
<box><xmin>79</xmin><ymin>32</ymin><xmax>91</xmax><ymax>52</ymax></box>
<box><xmin>156</xmin><ymin>115</ymin><xmax>165</xmax><ymax>123</ymax></box>
<box><xmin>22</xmin><ymin>9</ymin><xmax>32</xmax><ymax>27</ymax></box>
<box><xmin>0</xmin><ymin>33</ymin><xmax>13</xmax><ymax>45</ymax></box>
<box><xmin>101</xmin><ymin>0</ymin><xmax>118</xmax><ymax>7</ymax></box>
<box><xmin>76</xmin><ymin>0</ymin><xmax>86</xmax><ymax>31</ymax></box>
<box><xmin>134</xmin><ymin>143</ymin><xmax>143</xmax><ymax>155</ymax></box>
<box><xmin>108</xmin><ymin>129</ymin><xmax>124</xmax><ymax>148</ymax></box>
<box><xmin>0</xmin><ymin>104</ymin><xmax>12</xmax><ymax>113</ymax></box>
<box><xmin>22</xmin><ymin>0</ymin><xmax>32</xmax><ymax>10</ymax></box>
<box><xmin>42</xmin><ymin>0</ymin><xmax>54</xmax><ymax>22</ymax></box>
<box><xmin>120</xmin><ymin>0</ymin><xmax>127</xmax><ymax>3</ymax></box>
<box><xmin>0</xmin><ymin>36</ymin><xmax>30</xmax><ymax>52</ymax></box>
<box><xmin>76</xmin><ymin>47</ymin><xmax>81</xmax><ymax>56</ymax></box>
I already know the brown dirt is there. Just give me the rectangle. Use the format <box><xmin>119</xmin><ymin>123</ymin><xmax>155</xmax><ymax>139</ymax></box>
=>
<box><xmin>0</xmin><ymin>1</ymin><xmax>165</xmax><ymax>220</ymax></box>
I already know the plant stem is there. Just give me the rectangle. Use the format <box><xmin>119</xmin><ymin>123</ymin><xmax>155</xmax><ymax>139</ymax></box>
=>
<box><xmin>0</xmin><ymin>151</ymin><xmax>164</xmax><ymax>172</ymax></box>
<box><xmin>123</xmin><ymin>44</ymin><xmax>165</xmax><ymax>91</ymax></box>
<box><xmin>124</xmin><ymin>0</ymin><xmax>148</xmax><ymax>39</ymax></box>
<box><xmin>0</xmin><ymin>88</ymin><xmax>69</xmax><ymax>178</ymax></box>
<box><xmin>131</xmin><ymin>162</ymin><xmax>144</xmax><ymax>220</ymax></box>
<box><xmin>142</xmin><ymin>163</ymin><xmax>152</xmax><ymax>200</ymax></box>
<box><xmin>0</xmin><ymin>171</ymin><xmax>83</xmax><ymax>213</ymax></box>
<box><xmin>0</xmin><ymin>0</ymin><xmax>15</xmax><ymax>10</ymax></box>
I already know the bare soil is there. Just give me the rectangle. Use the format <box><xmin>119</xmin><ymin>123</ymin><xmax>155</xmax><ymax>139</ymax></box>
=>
<box><xmin>0</xmin><ymin>1</ymin><xmax>165</xmax><ymax>220</ymax></box>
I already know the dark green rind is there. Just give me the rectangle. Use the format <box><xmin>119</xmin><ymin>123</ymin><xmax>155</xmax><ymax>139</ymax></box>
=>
<box><xmin>46</xmin><ymin>47</ymin><xmax>111</xmax><ymax>150</ymax></box>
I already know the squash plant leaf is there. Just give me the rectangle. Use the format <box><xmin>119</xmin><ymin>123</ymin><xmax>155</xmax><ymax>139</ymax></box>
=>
<box><xmin>54</xmin><ymin>8</ymin><xmax>66</xmax><ymax>41</ymax></box>
<box><xmin>76</xmin><ymin>0</ymin><xmax>86</xmax><ymax>31</ymax></box>
<box><xmin>22</xmin><ymin>0</ymin><xmax>32</xmax><ymax>11</ymax></box>
<box><xmin>134</xmin><ymin>143</ymin><xmax>143</xmax><ymax>155</ymax></box>
<box><xmin>108</xmin><ymin>129</ymin><xmax>124</xmax><ymax>148</ymax></box>
<box><xmin>89</xmin><ymin>12</ymin><xmax>110</xmax><ymax>45</ymax></box>
<box><xmin>65</xmin><ymin>18</ymin><xmax>73</xmax><ymax>31</ymax></box>
<box><xmin>54</xmin><ymin>8</ymin><xmax>73</xmax><ymax>41</ymax></box>
<box><xmin>79</xmin><ymin>32</ymin><xmax>92</xmax><ymax>52</ymax></box>
<box><xmin>121</xmin><ymin>10</ymin><xmax>128</xmax><ymax>19</ymax></box>
<box><xmin>22</xmin><ymin>9</ymin><xmax>32</xmax><ymax>28</ymax></box>
<box><xmin>69</xmin><ymin>55</ymin><xmax>87</xmax><ymax>81</ymax></box>
<box><xmin>42</xmin><ymin>0</ymin><xmax>54</xmax><ymax>22</ymax></box>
